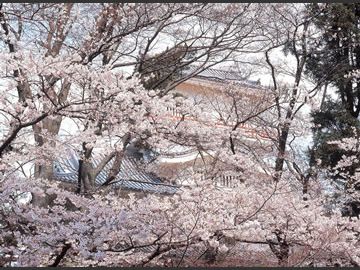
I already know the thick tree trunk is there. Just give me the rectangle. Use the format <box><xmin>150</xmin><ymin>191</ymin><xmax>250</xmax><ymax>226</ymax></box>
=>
<box><xmin>33</xmin><ymin>79</ymin><xmax>71</xmax><ymax>179</ymax></box>
<box><xmin>80</xmin><ymin>160</ymin><xmax>96</xmax><ymax>194</ymax></box>
<box><xmin>33</xmin><ymin>116</ymin><xmax>63</xmax><ymax>179</ymax></box>
<box><xmin>77</xmin><ymin>143</ymin><xmax>95</xmax><ymax>194</ymax></box>
<box><xmin>77</xmin><ymin>142</ymin><xmax>117</xmax><ymax>194</ymax></box>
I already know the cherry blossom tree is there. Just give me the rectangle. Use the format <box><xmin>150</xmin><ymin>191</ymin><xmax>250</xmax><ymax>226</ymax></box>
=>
<box><xmin>0</xmin><ymin>3</ymin><xmax>359</xmax><ymax>268</ymax></box>
<box><xmin>0</xmin><ymin>3</ymin><xmax>267</xmax><ymax>188</ymax></box>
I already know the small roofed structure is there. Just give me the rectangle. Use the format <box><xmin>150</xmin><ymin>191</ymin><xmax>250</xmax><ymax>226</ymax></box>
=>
<box><xmin>53</xmin><ymin>150</ymin><xmax>179</xmax><ymax>194</ymax></box>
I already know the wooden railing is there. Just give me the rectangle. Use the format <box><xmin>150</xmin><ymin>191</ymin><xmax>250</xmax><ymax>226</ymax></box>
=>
<box><xmin>195</xmin><ymin>169</ymin><xmax>244</xmax><ymax>188</ymax></box>
<box><xmin>215</xmin><ymin>174</ymin><xmax>244</xmax><ymax>188</ymax></box>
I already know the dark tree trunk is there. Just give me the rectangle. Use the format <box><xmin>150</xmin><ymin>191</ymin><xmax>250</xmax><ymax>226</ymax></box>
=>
<box><xmin>268</xmin><ymin>230</ymin><xmax>289</xmax><ymax>266</ymax></box>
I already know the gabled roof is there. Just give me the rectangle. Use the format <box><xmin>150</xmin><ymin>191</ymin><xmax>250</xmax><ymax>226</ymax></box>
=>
<box><xmin>53</xmin><ymin>151</ymin><xmax>179</xmax><ymax>194</ymax></box>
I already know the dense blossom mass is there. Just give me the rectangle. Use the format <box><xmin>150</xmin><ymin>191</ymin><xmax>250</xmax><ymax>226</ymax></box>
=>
<box><xmin>0</xmin><ymin>3</ymin><xmax>359</xmax><ymax>267</ymax></box>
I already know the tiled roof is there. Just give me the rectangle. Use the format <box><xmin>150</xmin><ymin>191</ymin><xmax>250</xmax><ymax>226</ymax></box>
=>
<box><xmin>184</xmin><ymin>66</ymin><xmax>263</xmax><ymax>89</ymax></box>
<box><xmin>53</xmin><ymin>151</ymin><xmax>179</xmax><ymax>194</ymax></box>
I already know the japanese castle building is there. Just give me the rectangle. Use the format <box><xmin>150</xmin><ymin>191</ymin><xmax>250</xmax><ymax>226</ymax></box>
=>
<box><xmin>54</xmin><ymin>67</ymin><xmax>269</xmax><ymax>193</ymax></box>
